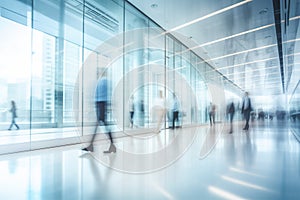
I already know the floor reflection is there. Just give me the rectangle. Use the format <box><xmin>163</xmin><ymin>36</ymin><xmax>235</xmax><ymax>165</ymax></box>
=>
<box><xmin>0</xmin><ymin>120</ymin><xmax>299</xmax><ymax>199</ymax></box>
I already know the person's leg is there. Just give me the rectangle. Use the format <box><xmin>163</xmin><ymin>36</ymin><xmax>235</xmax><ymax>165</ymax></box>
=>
<box><xmin>156</xmin><ymin>108</ymin><xmax>165</xmax><ymax>133</ymax></box>
<box><xmin>172</xmin><ymin>111</ymin><xmax>176</xmax><ymax>129</ymax></box>
<box><xmin>82</xmin><ymin>102</ymin><xmax>102</xmax><ymax>152</ymax></box>
<box><xmin>244</xmin><ymin>110</ymin><xmax>250</xmax><ymax>130</ymax></box>
<box><xmin>103</xmin><ymin>131</ymin><xmax>116</xmax><ymax>153</ymax></box>
<box><xmin>173</xmin><ymin>111</ymin><xmax>179</xmax><ymax>128</ymax></box>
<box><xmin>243</xmin><ymin>112</ymin><xmax>246</xmax><ymax>130</ymax></box>
<box><xmin>209</xmin><ymin>113</ymin><xmax>212</xmax><ymax>126</ymax></box>
<box><xmin>14</xmin><ymin>120</ymin><xmax>19</xmax><ymax>129</ymax></box>
<box><xmin>245</xmin><ymin>112</ymin><xmax>250</xmax><ymax>130</ymax></box>
<box><xmin>130</xmin><ymin>111</ymin><xmax>134</xmax><ymax>127</ymax></box>
<box><xmin>8</xmin><ymin>118</ymin><xmax>16</xmax><ymax>130</ymax></box>
<box><xmin>8</xmin><ymin>121</ymin><xmax>13</xmax><ymax>130</ymax></box>
<box><xmin>229</xmin><ymin>113</ymin><xmax>233</xmax><ymax>133</ymax></box>
<box><xmin>82</xmin><ymin>122</ymin><xmax>97</xmax><ymax>152</ymax></box>
<box><xmin>102</xmin><ymin>102</ymin><xmax>116</xmax><ymax>153</ymax></box>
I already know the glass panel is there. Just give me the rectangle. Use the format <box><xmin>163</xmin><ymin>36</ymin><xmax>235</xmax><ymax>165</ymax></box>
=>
<box><xmin>290</xmin><ymin>82</ymin><xmax>300</xmax><ymax>138</ymax></box>
<box><xmin>166</xmin><ymin>36</ymin><xmax>175</xmax><ymax>128</ymax></box>
<box><xmin>124</xmin><ymin>1</ymin><xmax>149</xmax><ymax>131</ymax></box>
<box><xmin>81</xmin><ymin>0</ymin><xmax>123</xmax><ymax>140</ymax></box>
<box><xmin>0</xmin><ymin>0</ymin><xmax>31</xmax><ymax>154</ymax></box>
<box><xmin>31</xmin><ymin>0</ymin><xmax>83</xmax><ymax>148</ymax></box>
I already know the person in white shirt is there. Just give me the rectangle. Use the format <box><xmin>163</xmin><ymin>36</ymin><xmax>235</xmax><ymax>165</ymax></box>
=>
<box><xmin>153</xmin><ymin>90</ymin><xmax>166</xmax><ymax>133</ymax></box>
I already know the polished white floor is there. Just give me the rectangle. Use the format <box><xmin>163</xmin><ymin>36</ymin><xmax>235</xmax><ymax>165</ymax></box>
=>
<box><xmin>0</xmin><ymin>120</ymin><xmax>299</xmax><ymax>200</ymax></box>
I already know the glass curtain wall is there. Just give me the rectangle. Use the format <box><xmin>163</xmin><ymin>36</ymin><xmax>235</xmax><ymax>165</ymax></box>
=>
<box><xmin>285</xmin><ymin>0</ymin><xmax>300</xmax><ymax>140</ymax></box>
<box><xmin>31</xmin><ymin>0</ymin><xmax>84</xmax><ymax>149</ymax></box>
<box><xmin>0</xmin><ymin>0</ymin><xmax>224</xmax><ymax>155</ymax></box>
<box><xmin>0</xmin><ymin>0</ymin><xmax>32</xmax><ymax>153</ymax></box>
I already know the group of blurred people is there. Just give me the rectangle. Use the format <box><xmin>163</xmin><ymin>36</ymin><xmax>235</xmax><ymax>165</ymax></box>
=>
<box><xmin>228</xmin><ymin>91</ymin><xmax>253</xmax><ymax>133</ymax></box>
<box><xmin>81</xmin><ymin>70</ymin><xmax>182</xmax><ymax>154</ymax></box>
<box><xmin>82</xmin><ymin>73</ymin><xmax>254</xmax><ymax>154</ymax></box>
<box><xmin>210</xmin><ymin>92</ymin><xmax>252</xmax><ymax>134</ymax></box>
<box><xmin>129</xmin><ymin>91</ymin><xmax>181</xmax><ymax>132</ymax></box>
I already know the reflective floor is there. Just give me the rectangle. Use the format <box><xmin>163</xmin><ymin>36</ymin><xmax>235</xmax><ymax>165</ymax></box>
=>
<box><xmin>0</xmin><ymin>120</ymin><xmax>299</xmax><ymax>200</ymax></box>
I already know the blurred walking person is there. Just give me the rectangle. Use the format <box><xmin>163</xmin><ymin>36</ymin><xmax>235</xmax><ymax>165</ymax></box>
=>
<box><xmin>170</xmin><ymin>93</ymin><xmax>180</xmax><ymax>129</ymax></box>
<box><xmin>208</xmin><ymin>102</ymin><xmax>216</xmax><ymax>126</ymax></box>
<box><xmin>129</xmin><ymin>96</ymin><xmax>135</xmax><ymax>128</ymax></box>
<box><xmin>241</xmin><ymin>92</ymin><xmax>252</xmax><ymax>131</ymax></box>
<box><xmin>227</xmin><ymin>101</ymin><xmax>235</xmax><ymax>134</ymax></box>
<box><xmin>82</xmin><ymin>71</ymin><xmax>116</xmax><ymax>153</ymax></box>
<box><xmin>153</xmin><ymin>90</ymin><xmax>166</xmax><ymax>133</ymax></box>
<box><xmin>8</xmin><ymin>100</ymin><xmax>19</xmax><ymax>131</ymax></box>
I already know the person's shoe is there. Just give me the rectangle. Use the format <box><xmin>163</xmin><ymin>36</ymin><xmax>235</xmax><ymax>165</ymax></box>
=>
<box><xmin>8</xmin><ymin>129</ymin><xmax>11</xmax><ymax>131</ymax></box>
<box><xmin>155</xmin><ymin>129</ymin><xmax>161</xmax><ymax>134</ymax></box>
<box><xmin>229</xmin><ymin>131</ymin><xmax>232</xmax><ymax>134</ymax></box>
<box><xmin>82</xmin><ymin>145</ymin><xmax>94</xmax><ymax>152</ymax></box>
<box><xmin>103</xmin><ymin>144</ymin><xmax>116</xmax><ymax>153</ymax></box>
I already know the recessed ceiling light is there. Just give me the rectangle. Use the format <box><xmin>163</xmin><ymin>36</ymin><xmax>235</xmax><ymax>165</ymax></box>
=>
<box><xmin>151</xmin><ymin>4</ymin><xmax>158</xmax><ymax>8</ymax></box>
<box><xmin>259</xmin><ymin>8</ymin><xmax>268</xmax><ymax>15</ymax></box>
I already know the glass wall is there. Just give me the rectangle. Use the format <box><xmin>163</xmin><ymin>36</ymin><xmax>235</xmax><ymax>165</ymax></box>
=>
<box><xmin>284</xmin><ymin>0</ymin><xmax>300</xmax><ymax>140</ymax></box>
<box><xmin>0</xmin><ymin>0</ymin><xmax>234</xmax><ymax>154</ymax></box>
<box><xmin>0</xmin><ymin>0</ymin><xmax>31</xmax><ymax>153</ymax></box>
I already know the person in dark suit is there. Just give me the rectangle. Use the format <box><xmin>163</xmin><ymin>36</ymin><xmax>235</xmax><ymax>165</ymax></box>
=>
<box><xmin>82</xmin><ymin>71</ymin><xmax>116</xmax><ymax>153</ymax></box>
<box><xmin>170</xmin><ymin>93</ymin><xmax>179</xmax><ymax>129</ymax></box>
<box><xmin>208</xmin><ymin>102</ymin><xmax>216</xmax><ymax>126</ymax></box>
<box><xmin>241</xmin><ymin>92</ymin><xmax>252</xmax><ymax>131</ymax></box>
<box><xmin>8</xmin><ymin>100</ymin><xmax>20</xmax><ymax>130</ymax></box>
<box><xmin>227</xmin><ymin>101</ymin><xmax>235</xmax><ymax>134</ymax></box>
<box><xmin>129</xmin><ymin>96</ymin><xmax>135</xmax><ymax>128</ymax></box>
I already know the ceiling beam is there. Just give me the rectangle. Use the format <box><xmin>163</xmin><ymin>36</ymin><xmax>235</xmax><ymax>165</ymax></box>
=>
<box><xmin>272</xmin><ymin>0</ymin><xmax>285</xmax><ymax>93</ymax></box>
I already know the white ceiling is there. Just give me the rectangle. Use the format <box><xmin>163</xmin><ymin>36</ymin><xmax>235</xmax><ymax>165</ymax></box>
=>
<box><xmin>128</xmin><ymin>0</ymin><xmax>300</xmax><ymax>96</ymax></box>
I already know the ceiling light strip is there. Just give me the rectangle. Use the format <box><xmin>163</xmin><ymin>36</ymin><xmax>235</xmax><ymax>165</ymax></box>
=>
<box><xmin>197</xmin><ymin>24</ymin><xmax>274</xmax><ymax>48</ymax></box>
<box><xmin>223</xmin><ymin>67</ymin><xmax>280</xmax><ymax>76</ymax></box>
<box><xmin>208</xmin><ymin>44</ymin><xmax>277</xmax><ymax>62</ymax></box>
<box><xmin>204</xmin><ymin>50</ymin><xmax>300</xmax><ymax>71</ymax></box>
<box><xmin>216</xmin><ymin>56</ymin><xmax>278</xmax><ymax>70</ymax></box>
<box><xmin>229</xmin><ymin>76</ymin><xmax>280</xmax><ymax>83</ymax></box>
<box><xmin>213</xmin><ymin>52</ymin><xmax>300</xmax><ymax>71</ymax></box>
<box><xmin>198</xmin><ymin>35</ymin><xmax>300</xmax><ymax>65</ymax></box>
<box><xmin>197</xmin><ymin>15</ymin><xmax>300</xmax><ymax>48</ymax></box>
<box><xmin>286</xmin><ymin>15</ymin><xmax>300</xmax><ymax>21</ymax></box>
<box><xmin>189</xmin><ymin>15</ymin><xmax>300</xmax><ymax>55</ymax></box>
<box><xmin>208</xmin><ymin>65</ymin><xmax>279</xmax><ymax>75</ymax></box>
<box><xmin>165</xmin><ymin>0</ymin><xmax>252</xmax><ymax>33</ymax></box>
<box><xmin>224</xmin><ymin>69</ymin><xmax>278</xmax><ymax>77</ymax></box>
